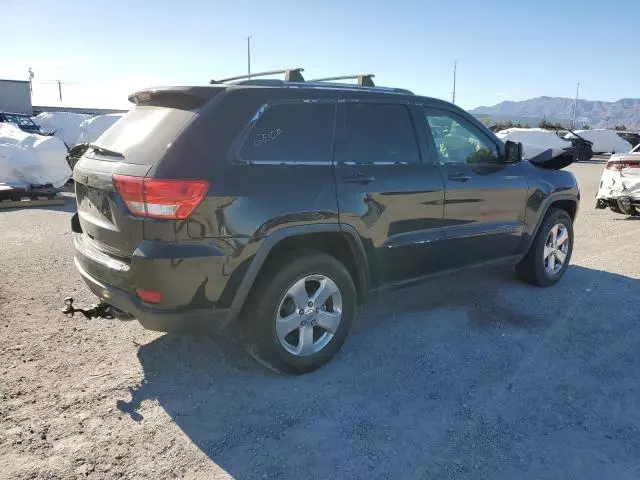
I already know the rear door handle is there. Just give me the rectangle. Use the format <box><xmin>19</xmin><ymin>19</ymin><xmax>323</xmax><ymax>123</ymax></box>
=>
<box><xmin>343</xmin><ymin>174</ymin><xmax>376</xmax><ymax>184</ymax></box>
<box><xmin>448</xmin><ymin>173</ymin><xmax>472</xmax><ymax>182</ymax></box>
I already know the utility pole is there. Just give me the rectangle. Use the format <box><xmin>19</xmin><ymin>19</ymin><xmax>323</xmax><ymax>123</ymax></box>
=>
<box><xmin>28</xmin><ymin>68</ymin><xmax>34</xmax><ymax>94</ymax></box>
<box><xmin>451</xmin><ymin>61</ymin><xmax>457</xmax><ymax>104</ymax></box>
<box><xmin>571</xmin><ymin>82</ymin><xmax>580</xmax><ymax>129</ymax></box>
<box><xmin>57</xmin><ymin>80</ymin><xmax>63</xmax><ymax>102</ymax></box>
<box><xmin>246</xmin><ymin>36</ymin><xmax>252</xmax><ymax>79</ymax></box>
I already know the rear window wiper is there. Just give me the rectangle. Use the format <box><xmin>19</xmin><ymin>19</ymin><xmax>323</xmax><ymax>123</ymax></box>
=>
<box><xmin>88</xmin><ymin>143</ymin><xmax>124</xmax><ymax>158</ymax></box>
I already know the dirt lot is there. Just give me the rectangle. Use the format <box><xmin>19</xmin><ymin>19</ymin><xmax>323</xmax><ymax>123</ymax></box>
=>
<box><xmin>1</xmin><ymin>162</ymin><xmax>638</xmax><ymax>480</ymax></box>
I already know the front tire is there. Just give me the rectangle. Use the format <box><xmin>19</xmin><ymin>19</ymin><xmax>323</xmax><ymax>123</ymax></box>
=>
<box><xmin>516</xmin><ymin>209</ymin><xmax>574</xmax><ymax>287</ymax></box>
<box><xmin>242</xmin><ymin>252</ymin><xmax>356</xmax><ymax>374</ymax></box>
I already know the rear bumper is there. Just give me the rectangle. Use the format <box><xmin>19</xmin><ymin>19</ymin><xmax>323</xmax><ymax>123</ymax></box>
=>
<box><xmin>71</xmin><ymin>226</ymin><xmax>235</xmax><ymax>333</ymax></box>
<box><xmin>75</xmin><ymin>258</ymin><xmax>230</xmax><ymax>333</ymax></box>
<box><xmin>596</xmin><ymin>171</ymin><xmax>640</xmax><ymax>201</ymax></box>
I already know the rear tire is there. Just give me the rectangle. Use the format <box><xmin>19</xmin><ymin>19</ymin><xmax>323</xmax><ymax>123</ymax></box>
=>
<box><xmin>610</xmin><ymin>203</ymin><xmax>623</xmax><ymax>214</ymax></box>
<box><xmin>242</xmin><ymin>252</ymin><xmax>356</xmax><ymax>374</ymax></box>
<box><xmin>516</xmin><ymin>209</ymin><xmax>574</xmax><ymax>287</ymax></box>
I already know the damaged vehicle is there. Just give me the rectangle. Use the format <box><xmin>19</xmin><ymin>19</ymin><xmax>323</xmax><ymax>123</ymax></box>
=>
<box><xmin>596</xmin><ymin>142</ymin><xmax>640</xmax><ymax>216</ymax></box>
<box><xmin>67</xmin><ymin>69</ymin><xmax>580</xmax><ymax>374</ymax></box>
<box><xmin>0</xmin><ymin>122</ymin><xmax>71</xmax><ymax>207</ymax></box>
<box><xmin>565</xmin><ymin>129</ymin><xmax>632</xmax><ymax>155</ymax></box>
<box><xmin>561</xmin><ymin>129</ymin><xmax>594</xmax><ymax>162</ymax></box>
<box><xmin>496</xmin><ymin>127</ymin><xmax>593</xmax><ymax>163</ymax></box>
<box><xmin>0</xmin><ymin>112</ymin><xmax>53</xmax><ymax>136</ymax></box>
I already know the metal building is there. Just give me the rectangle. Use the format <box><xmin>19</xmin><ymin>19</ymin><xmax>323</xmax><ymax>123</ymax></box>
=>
<box><xmin>32</xmin><ymin>105</ymin><xmax>127</xmax><ymax>116</ymax></box>
<box><xmin>0</xmin><ymin>79</ymin><xmax>32</xmax><ymax>115</ymax></box>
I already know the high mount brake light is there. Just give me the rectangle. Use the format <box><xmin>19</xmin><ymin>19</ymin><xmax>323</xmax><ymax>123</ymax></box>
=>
<box><xmin>113</xmin><ymin>175</ymin><xmax>209</xmax><ymax>220</ymax></box>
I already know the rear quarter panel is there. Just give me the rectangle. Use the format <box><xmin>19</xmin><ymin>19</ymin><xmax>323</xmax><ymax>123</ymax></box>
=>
<box><xmin>147</xmin><ymin>88</ymin><xmax>341</xmax><ymax>307</ymax></box>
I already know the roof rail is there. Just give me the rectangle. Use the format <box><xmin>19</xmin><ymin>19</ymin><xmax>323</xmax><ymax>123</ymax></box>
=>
<box><xmin>210</xmin><ymin>68</ymin><xmax>305</xmax><ymax>84</ymax></box>
<box><xmin>310</xmin><ymin>74</ymin><xmax>376</xmax><ymax>87</ymax></box>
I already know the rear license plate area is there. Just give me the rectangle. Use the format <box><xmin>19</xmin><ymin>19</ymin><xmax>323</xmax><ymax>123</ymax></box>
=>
<box><xmin>77</xmin><ymin>183</ymin><xmax>113</xmax><ymax>222</ymax></box>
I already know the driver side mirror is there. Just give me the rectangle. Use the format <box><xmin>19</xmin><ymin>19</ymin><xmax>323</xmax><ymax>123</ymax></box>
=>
<box><xmin>505</xmin><ymin>140</ymin><xmax>523</xmax><ymax>163</ymax></box>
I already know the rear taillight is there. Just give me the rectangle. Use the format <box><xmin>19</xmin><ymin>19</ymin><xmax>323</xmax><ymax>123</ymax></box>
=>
<box><xmin>606</xmin><ymin>160</ymin><xmax>640</xmax><ymax>171</ymax></box>
<box><xmin>113</xmin><ymin>175</ymin><xmax>209</xmax><ymax>220</ymax></box>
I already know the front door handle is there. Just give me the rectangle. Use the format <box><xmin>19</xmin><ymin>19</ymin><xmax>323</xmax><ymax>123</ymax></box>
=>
<box><xmin>343</xmin><ymin>174</ymin><xmax>376</xmax><ymax>184</ymax></box>
<box><xmin>448</xmin><ymin>173</ymin><xmax>472</xmax><ymax>182</ymax></box>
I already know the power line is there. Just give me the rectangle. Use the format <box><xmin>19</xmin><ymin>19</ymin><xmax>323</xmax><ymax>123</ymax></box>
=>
<box><xmin>32</xmin><ymin>80</ymin><xmax>87</xmax><ymax>103</ymax></box>
<box><xmin>36</xmin><ymin>81</ymin><xmax>85</xmax><ymax>85</ymax></box>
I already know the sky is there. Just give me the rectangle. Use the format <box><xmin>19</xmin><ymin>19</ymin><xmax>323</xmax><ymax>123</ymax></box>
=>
<box><xmin>2</xmin><ymin>0</ymin><xmax>639</xmax><ymax>111</ymax></box>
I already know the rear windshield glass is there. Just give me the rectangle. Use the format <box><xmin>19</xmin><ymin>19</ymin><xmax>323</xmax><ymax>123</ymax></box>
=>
<box><xmin>92</xmin><ymin>106</ymin><xmax>195</xmax><ymax>165</ymax></box>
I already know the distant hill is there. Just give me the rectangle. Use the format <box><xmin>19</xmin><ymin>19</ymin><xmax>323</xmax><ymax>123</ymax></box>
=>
<box><xmin>470</xmin><ymin>96</ymin><xmax>640</xmax><ymax>129</ymax></box>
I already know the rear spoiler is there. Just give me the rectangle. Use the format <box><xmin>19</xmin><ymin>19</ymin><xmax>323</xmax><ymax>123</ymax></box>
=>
<box><xmin>128</xmin><ymin>86</ymin><xmax>225</xmax><ymax>109</ymax></box>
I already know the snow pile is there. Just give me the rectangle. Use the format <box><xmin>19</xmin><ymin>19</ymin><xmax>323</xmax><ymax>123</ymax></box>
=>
<box><xmin>495</xmin><ymin>128</ymin><xmax>572</xmax><ymax>159</ymax></box>
<box><xmin>33</xmin><ymin>112</ymin><xmax>92</xmax><ymax>149</ymax></box>
<box><xmin>565</xmin><ymin>129</ymin><xmax>632</xmax><ymax>154</ymax></box>
<box><xmin>0</xmin><ymin>123</ymin><xmax>71</xmax><ymax>188</ymax></box>
<box><xmin>77</xmin><ymin>114</ymin><xmax>124</xmax><ymax>145</ymax></box>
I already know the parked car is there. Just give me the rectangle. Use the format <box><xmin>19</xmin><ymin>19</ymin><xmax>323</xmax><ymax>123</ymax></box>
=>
<box><xmin>615</xmin><ymin>131</ymin><xmax>640</xmax><ymax>149</ymax></box>
<box><xmin>70</xmin><ymin>70</ymin><xmax>580</xmax><ymax>374</ymax></box>
<box><xmin>596</xmin><ymin>142</ymin><xmax>640</xmax><ymax>215</ymax></box>
<box><xmin>65</xmin><ymin>143</ymin><xmax>90</xmax><ymax>170</ymax></box>
<box><xmin>565</xmin><ymin>129</ymin><xmax>632</xmax><ymax>154</ymax></box>
<box><xmin>561</xmin><ymin>129</ymin><xmax>594</xmax><ymax>162</ymax></box>
<box><xmin>0</xmin><ymin>112</ymin><xmax>52</xmax><ymax>135</ymax></box>
<box><xmin>495</xmin><ymin>127</ymin><xmax>583</xmax><ymax>162</ymax></box>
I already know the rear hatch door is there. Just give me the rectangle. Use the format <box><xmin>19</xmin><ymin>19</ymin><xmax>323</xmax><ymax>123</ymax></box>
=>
<box><xmin>74</xmin><ymin>104</ymin><xmax>198</xmax><ymax>258</ymax></box>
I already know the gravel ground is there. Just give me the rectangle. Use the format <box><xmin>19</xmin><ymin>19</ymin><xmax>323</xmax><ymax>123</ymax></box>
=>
<box><xmin>1</xmin><ymin>162</ymin><xmax>638</xmax><ymax>480</ymax></box>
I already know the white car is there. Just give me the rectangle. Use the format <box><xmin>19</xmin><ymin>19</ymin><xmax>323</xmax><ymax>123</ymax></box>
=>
<box><xmin>596</xmin><ymin>142</ymin><xmax>640</xmax><ymax>215</ymax></box>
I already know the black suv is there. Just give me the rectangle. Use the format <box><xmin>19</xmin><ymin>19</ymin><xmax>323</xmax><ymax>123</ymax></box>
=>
<box><xmin>71</xmin><ymin>69</ymin><xmax>580</xmax><ymax>374</ymax></box>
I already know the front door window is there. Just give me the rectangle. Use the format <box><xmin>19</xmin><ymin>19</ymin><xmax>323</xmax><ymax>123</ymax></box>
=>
<box><xmin>425</xmin><ymin>113</ymin><xmax>499</xmax><ymax>164</ymax></box>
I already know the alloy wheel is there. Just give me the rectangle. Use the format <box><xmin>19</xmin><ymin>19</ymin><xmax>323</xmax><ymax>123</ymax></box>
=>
<box><xmin>275</xmin><ymin>275</ymin><xmax>343</xmax><ymax>356</ymax></box>
<box><xmin>544</xmin><ymin>223</ymin><xmax>570</xmax><ymax>275</ymax></box>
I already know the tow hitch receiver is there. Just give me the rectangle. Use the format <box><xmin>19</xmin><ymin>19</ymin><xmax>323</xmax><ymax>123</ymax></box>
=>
<box><xmin>62</xmin><ymin>297</ymin><xmax>116</xmax><ymax>320</ymax></box>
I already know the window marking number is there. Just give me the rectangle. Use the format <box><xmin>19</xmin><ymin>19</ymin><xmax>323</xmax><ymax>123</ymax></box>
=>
<box><xmin>254</xmin><ymin>128</ymin><xmax>282</xmax><ymax>147</ymax></box>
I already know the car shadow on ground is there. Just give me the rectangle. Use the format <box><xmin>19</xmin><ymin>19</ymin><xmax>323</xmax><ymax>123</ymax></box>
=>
<box><xmin>576</xmin><ymin>159</ymin><xmax>607</xmax><ymax>164</ymax></box>
<box><xmin>1</xmin><ymin>200</ymin><xmax>77</xmax><ymax>213</ymax></box>
<box><xmin>117</xmin><ymin>264</ymin><xmax>640</xmax><ymax>480</ymax></box>
<box><xmin>612</xmin><ymin>215</ymin><xmax>640</xmax><ymax>221</ymax></box>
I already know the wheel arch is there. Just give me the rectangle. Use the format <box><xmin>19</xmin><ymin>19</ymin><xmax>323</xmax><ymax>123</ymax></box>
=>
<box><xmin>224</xmin><ymin>224</ymin><xmax>370</xmax><ymax>327</ymax></box>
<box><xmin>549</xmin><ymin>198</ymin><xmax>578</xmax><ymax>221</ymax></box>
<box><xmin>521</xmin><ymin>194</ymin><xmax>578</xmax><ymax>255</ymax></box>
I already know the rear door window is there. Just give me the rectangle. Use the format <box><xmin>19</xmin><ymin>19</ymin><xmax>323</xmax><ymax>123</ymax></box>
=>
<box><xmin>239</xmin><ymin>102</ymin><xmax>335</xmax><ymax>163</ymax></box>
<box><xmin>339</xmin><ymin>103</ymin><xmax>420</xmax><ymax>164</ymax></box>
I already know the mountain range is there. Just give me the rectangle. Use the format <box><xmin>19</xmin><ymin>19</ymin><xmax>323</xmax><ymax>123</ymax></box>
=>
<box><xmin>470</xmin><ymin>97</ymin><xmax>640</xmax><ymax>129</ymax></box>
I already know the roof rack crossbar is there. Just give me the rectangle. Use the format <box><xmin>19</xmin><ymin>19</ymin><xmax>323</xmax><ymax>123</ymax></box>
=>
<box><xmin>210</xmin><ymin>68</ymin><xmax>305</xmax><ymax>84</ymax></box>
<box><xmin>309</xmin><ymin>74</ymin><xmax>375</xmax><ymax>87</ymax></box>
